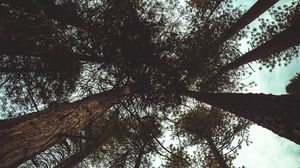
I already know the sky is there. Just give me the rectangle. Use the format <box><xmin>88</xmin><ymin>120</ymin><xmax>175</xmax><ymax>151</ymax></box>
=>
<box><xmin>232</xmin><ymin>0</ymin><xmax>300</xmax><ymax>167</ymax></box>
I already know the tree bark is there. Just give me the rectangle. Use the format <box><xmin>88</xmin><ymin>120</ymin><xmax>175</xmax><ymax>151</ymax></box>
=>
<box><xmin>0</xmin><ymin>86</ymin><xmax>130</xmax><ymax>168</ymax></box>
<box><xmin>186</xmin><ymin>91</ymin><xmax>300</xmax><ymax>145</ymax></box>
<box><xmin>218</xmin><ymin>0</ymin><xmax>278</xmax><ymax>44</ymax></box>
<box><xmin>219</xmin><ymin>18</ymin><xmax>300</xmax><ymax>73</ymax></box>
<box><xmin>206</xmin><ymin>136</ymin><xmax>229</xmax><ymax>168</ymax></box>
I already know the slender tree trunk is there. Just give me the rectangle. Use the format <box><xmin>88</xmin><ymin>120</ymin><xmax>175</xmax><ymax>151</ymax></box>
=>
<box><xmin>205</xmin><ymin>136</ymin><xmax>229</xmax><ymax>168</ymax></box>
<box><xmin>218</xmin><ymin>0</ymin><xmax>278</xmax><ymax>44</ymax></box>
<box><xmin>54</xmin><ymin>135</ymin><xmax>110</xmax><ymax>168</ymax></box>
<box><xmin>110</xmin><ymin>150</ymin><xmax>130</xmax><ymax>168</ymax></box>
<box><xmin>186</xmin><ymin>91</ymin><xmax>300</xmax><ymax>145</ymax></box>
<box><xmin>219</xmin><ymin>18</ymin><xmax>300</xmax><ymax>73</ymax></box>
<box><xmin>0</xmin><ymin>86</ymin><xmax>130</xmax><ymax>168</ymax></box>
<box><xmin>134</xmin><ymin>143</ymin><xmax>146</xmax><ymax>168</ymax></box>
<box><xmin>54</xmin><ymin>146</ymin><xmax>93</xmax><ymax>168</ymax></box>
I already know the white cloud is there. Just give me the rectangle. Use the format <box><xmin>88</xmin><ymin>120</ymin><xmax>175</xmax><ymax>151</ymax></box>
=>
<box><xmin>234</xmin><ymin>125</ymin><xmax>300</xmax><ymax>168</ymax></box>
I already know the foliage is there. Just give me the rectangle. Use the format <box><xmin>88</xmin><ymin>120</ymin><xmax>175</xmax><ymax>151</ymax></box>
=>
<box><xmin>0</xmin><ymin>0</ymin><xmax>250</xmax><ymax>114</ymax></box>
<box><xmin>176</xmin><ymin>106</ymin><xmax>251</xmax><ymax>167</ymax></box>
<box><xmin>249</xmin><ymin>0</ymin><xmax>300</xmax><ymax>71</ymax></box>
<box><xmin>286</xmin><ymin>72</ymin><xmax>300</xmax><ymax>95</ymax></box>
<box><xmin>165</xmin><ymin>148</ymin><xmax>191</xmax><ymax>168</ymax></box>
<box><xmin>0</xmin><ymin>1</ymin><xmax>82</xmax><ymax>114</ymax></box>
<box><xmin>179</xmin><ymin>0</ymin><xmax>247</xmax><ymax>92</ymax></box>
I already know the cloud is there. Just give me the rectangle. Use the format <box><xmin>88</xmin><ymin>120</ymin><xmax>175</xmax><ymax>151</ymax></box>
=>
<box><xmin>235</xmin><ymin>125</ymin><xmax>300</xmax><ymax>168</ymax></box>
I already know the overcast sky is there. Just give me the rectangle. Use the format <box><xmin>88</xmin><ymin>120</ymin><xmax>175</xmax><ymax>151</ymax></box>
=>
<box><xmin>233</xmin><ymin>0</ymin><xmax>300</xmax><ymax>167</ymax></box>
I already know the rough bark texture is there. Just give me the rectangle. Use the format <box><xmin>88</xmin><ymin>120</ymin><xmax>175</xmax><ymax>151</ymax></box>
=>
<box><xmin>206</xmin><ymin>136</ymin><xmax>229</xmax><ymax>168</ymax></box>
<box><xmin>0</xmin><ymin>86</ymin><xmax>130</xmax><ymax>168</ymax></box>
<box><xmin>187</xmin><ymin>91</ymin><xmax>300</xmax><ymax>145</ymax></box>
<box><xmin>220</xmin><ymin>18</ymin><xmax>300</xmax><ymax>72</ymax></box>
<box><xmin>218</xmin><ymin>0</ymin><xmax>278</xmax><ymax>44</ymax></box>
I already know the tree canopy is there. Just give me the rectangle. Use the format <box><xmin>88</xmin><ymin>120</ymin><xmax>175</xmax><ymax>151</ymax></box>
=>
<box><xmin>0</xmin><ymin>0</ymin><xmax>300</xmax><ymax>167</ymax></box>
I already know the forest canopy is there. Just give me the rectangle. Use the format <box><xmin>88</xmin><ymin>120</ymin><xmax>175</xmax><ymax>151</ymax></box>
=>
<box><xmin>0</xmin><ymin>0</ymin><xmax>300</xmax><ymax>167</ymax></box>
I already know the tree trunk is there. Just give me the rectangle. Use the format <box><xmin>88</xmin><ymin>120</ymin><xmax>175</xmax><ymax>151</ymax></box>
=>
<box><xmin>134</xmin><ymin>143</ymin><xmax>146</xmax><ymax>168</ymax></box>
<box><xmin>110</xmin><ymin>150</ymin><xmax>130</xmax><ymax>168</ymax></box>
<box><xmin>219</xmin><ymin>18</ymin><xmax>300</xmax><ymax>73</ymax></box>
<box><xmin>206</xmin><ymin>136</ymin><xmax>229</xmax><ymax>168</ymax></box>
<box><xmin>54</xmin><ymin>135</ymin><xmax>110</xmax><ymax>168</ymax></box>
<box><xmin>0</xmin><ymin>86</ymin><xmax>130</xmax><ymax>168</ymax></box>
<box><xmin>186</xmin><ymin>91</ymin><xmax>300</xmax><ymax>145</ymax></box>
<box><xmin>218</xmin><ymin>0</ymin><xmax>278</xmax><ymax>44</ymax></box>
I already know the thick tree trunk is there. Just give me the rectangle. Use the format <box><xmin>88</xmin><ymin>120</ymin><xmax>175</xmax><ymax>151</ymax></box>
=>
<box><xmin>218</xmin><ymin>0</ymin><xmax>278</xmax><ymax>44</ymax></box>
<box><xmin>206</xmin><ymin>136</ymin><xmax>229</xmax><ymax>168</ymax></box>
<box><xmin>186</xmin><ymin>91</ymin><xmax>300</xmax><ymax>145</ymax></box>
<box><xmin>220</xmin><ymin>18</ymin><xmax>300</xmax><ymax>73</ymax></box>
<box><xmin>0</xmin><ymin>86</ymin><xmax>130</xmax><ymax>168</ymax></box>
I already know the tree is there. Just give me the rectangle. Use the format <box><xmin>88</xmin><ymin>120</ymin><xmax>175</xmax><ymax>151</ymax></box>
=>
<box><xmin>131</xmin><ymin>116</ymin><xmax>162</xmax><ymax>168</ymax></box>
<box><xmin>177</xmin><ymin>106</ymin><xmax>250</xmax><ymax>168</ymax></box>
<box><xmin>17</xmin><ymin>108</ymin><xmax>130</xmax><ymax>168</ymax></box>
<box><xmin>0</xmin><ymin>86</ymin><xmax>130</xmax><ymax>168</ymax></box>
<box><xmin>1</xmin><ymin>0</ymin><xmax>185</xmax><ymax>103</ymax></box>
<box><xmin>218</xmin><ymin>0</ymin><xmax>278</xmax><ymax>45</ymax></box>
<box><xmin>185</xmin><ymin>0</ymin><xmax>280</xmax><ymax>74</ymax></box>
<box><xmin>52</xmin><ymin>113</ymin><xmax>127</xmax><ymax>168</ymax></box>
<box><xmin>164</xmin><ymin>149</ymin><xmax>191</xmax><ymax>168</ymax></box>
<box><xmin>185</xmin><ymin>90</ymin><xmax>300</xmax><ymax>145</ymax></box>
<box><xmin>0</xmin><ymin>2</ymin><xmax>83</xmax><ymax>112</ymax></box>
<box><xmin>0</xmin><ymin>2</ymin><xmax>180</xmax><ymax>166</ymax></box>
<box><xmin>219</xmin><ymin>18</ymin><xmax>300</xmax><ymax>73</ymax></box>
<box><xmin>176</xmin><ymin>0</ymin><xmax>248</xmax><ymax>93</ymax></box>
<box><xmin>72</xmin><ymin>114</ymin><xmax>162</xmax><ymax>168</ymax></box>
